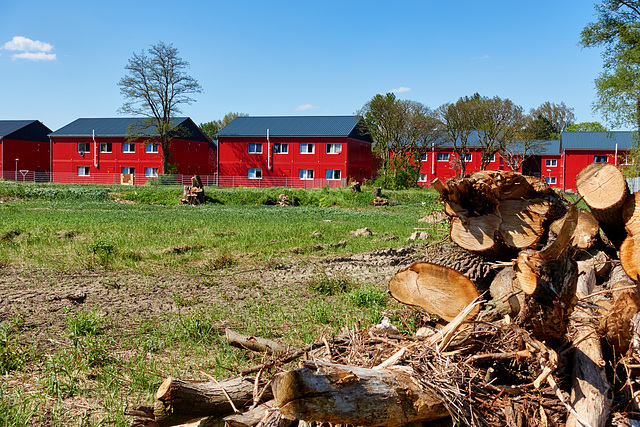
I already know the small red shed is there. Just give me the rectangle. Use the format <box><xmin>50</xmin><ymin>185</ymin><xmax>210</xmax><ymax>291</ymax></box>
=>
<box><xmin>0</xmin><ymin>120</ymin><xmax>52</xmax><ymax>181</ymax></box>
<box><xmin>215</xmin><ymin>116</ymin><xmax>373</xmax><ymax>188</ymax></box>
<box><xmin>49</xmin><ymin>117</ymin><xmax>215</xmax><ymax>184</ymax></box>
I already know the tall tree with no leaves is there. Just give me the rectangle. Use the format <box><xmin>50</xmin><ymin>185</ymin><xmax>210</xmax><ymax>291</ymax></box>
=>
<box><xmin>529</xmin><ymin>101</ymin><xmax>576</xmax><ymax>136</ymax></box>
<box><xmin>119</xmin><ymin>41</ymin><xmax>202</xmax><ymax>174</ymax></box>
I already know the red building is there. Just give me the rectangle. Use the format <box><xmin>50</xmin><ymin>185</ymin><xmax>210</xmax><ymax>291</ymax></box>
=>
<box><xmin>49</xmin><ymin>117</ymin><xmax>214</xmax><ymax>184</ymax></box>
<box><xmin>0</xmin><ymin>120</ymin><xmax>52</xmax><ymax>181</ymax></box>
<box><xmin>216</xmin><ymin>116</ymin><xmax>372</xmax><ymax>188</ymax></box>
<box><xmin>559</xmin><ymin>131</ymin><xmax>632</xmax><ymax>191</ymax></box>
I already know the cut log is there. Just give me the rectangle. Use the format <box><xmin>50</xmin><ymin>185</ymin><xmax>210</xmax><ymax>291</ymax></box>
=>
<box><xmin>224</xmin><ymin>400</ymin><xmax>275</xmax><ymax>427</ymax></box>
<box><xmin>154</xmin><ymin>376</ymin><xmax>272</xmax><ymax>427</ymax></box>
<box><xmin>514</xmin><ymin>205</ymin><xmax>579</xmax><ymax>345</ymax></box>
<box><xmin>621</xmin><ymin>192</ymin><xmax>640</xmax><ymax>280</ymax></box>
<box><xmin>566</xmin><ymin>262</ymin><xmax>611</xmax><ymax>427</ymax></box>
<box><xmin>489</xmin><ymin>267</ymin><xmax>524</xmax><ymax>318</ymax></box>
<box><xmin>449</xmin><ymin>212</ymin><xmax>503</xmax><ymax>255</ymax></box>
<box><xmin>576</xmin><ymin>162</ymin><xmax>628</xmax><ymax>247</ymax></box>
<box><xmin>423</xmin><ymin>243</ymin><xmax>495</xmax><ymax>292</ymax></box>
<box><xmin>388</xmin><ymin>261</ymin><xmax>480</xmax><ymax>322</ymax></box>
<box><xmin>498</xmin><ymin>198</ymin><xmax>549</xmax><ymax>249</ymax></box>
<box><xmin>272</xmin><ymin>360</ymin><xmax>449</xmax><ymax>426</ymax></box>
<box><xmin>191</xmin><ymin>175</ymin><xmax>203</xmax><ymax>189</ymax></box>
<box><xmin>550</xmin><ymin>208</ymin><xmax>600</xmax><ymax>250</ymax></box>
<box><xmin>225</xmin><ymin>329</ymin><xmax>290</xmax><ymax>355</ymax></box>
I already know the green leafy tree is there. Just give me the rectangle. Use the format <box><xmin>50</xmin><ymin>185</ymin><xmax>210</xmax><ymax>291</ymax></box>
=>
<box><xmin>529</xmin><ymin>102</ymin><xmax>575</xmax><ymax>136</ymax></box>
<box><xmin>525</xmin><ymin>114</ymin><xmax>558</xmax><ymax>140</ymax></box>
<box><xmin>359</xmin><ymin>94</ymin><xmax>440</xmax><ymax>187</ymax></box>
<box><xmin>580</xmin><ymin>1</ymin><xmax>640</xmax><ymax>130</ymax></box>
<box><xmin>118</xmin><ymin>41</ymin><xmax>202</xmax><ymax>174</ymax></box>
<box><xmin>565</xmin><ymin>122</ymin><xmax>608</xmax><ymax>131</ymax></box>
<box><xmin>199</xmin><ymin>112</ymin><xmax>248</xmax><ymax>141</ymax></box>
<box><xmin>436</xmin><ymin>95</ymin><xmax>478</xmax><ymax>176</ymax></box>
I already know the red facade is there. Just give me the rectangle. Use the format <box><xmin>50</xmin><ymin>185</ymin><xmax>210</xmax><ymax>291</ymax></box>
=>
<box><xmin>0</xmin><ymin>120</ymin><xmax>51</xmax><ymax>181</ymax></box>
<box><xmin>216</xmin><ymin>116</ymin><xmax>373</xmax><ymax>188</ymax></box>
<box><xmin>49</xmin><ymin>118</ymin><xmax>214</xmax><ymax>184</ymax></box>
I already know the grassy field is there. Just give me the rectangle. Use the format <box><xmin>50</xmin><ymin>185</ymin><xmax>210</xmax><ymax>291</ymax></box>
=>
<box><xmin>0</xmin><ymin>182</ymin><xmax>445</xmax><ymax>426</ymax></box>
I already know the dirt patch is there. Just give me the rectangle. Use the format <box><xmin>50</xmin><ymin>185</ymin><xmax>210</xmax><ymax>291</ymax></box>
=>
<box><xmin>0</xmin><ymin>244</ymin><xmax>428</xmax><ymax>352</ymax></box>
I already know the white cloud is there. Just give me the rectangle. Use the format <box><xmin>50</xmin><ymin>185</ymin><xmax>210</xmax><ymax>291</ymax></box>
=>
<box><xmin>3</xmin><ymin>36</ymin><xmax>53</xmax><ymax>52</ymax></box>
<box><xmin>3</xmin><ymin>36</ymin><xmax>56</xmax><ymax>61</ymax></box>
<box><xmin>296</xmin><ymin>104</ymin><xmax>314</xmax><ymax>111</ymax></box>
<box><xmin>390</xmin><ymin>87</ymin><xmax>411</xmax><ymax>93</ymax></box>
<box><xmin>12</xmin><ymin>52</ymin><xmax>56</xmax><ymax>61</ymax></box>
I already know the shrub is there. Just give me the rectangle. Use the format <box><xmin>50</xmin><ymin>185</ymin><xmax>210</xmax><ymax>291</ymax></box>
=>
<box><xmin>307</xmin><ymin>275</ymin><xmax>353</xmax><ymax>296</ymax></box>
<box><xmin>346</xmin><ymin>285</ymin><xmax>388</xmax><ymax>309</ymax></box>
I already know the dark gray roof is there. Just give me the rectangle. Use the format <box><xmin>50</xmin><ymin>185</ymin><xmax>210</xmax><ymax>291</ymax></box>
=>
<box><xmin>0</xmin><ymin>120</ymin><xmax>51</xmax><ymax>142</ymax></box>
<box><xmin>0</xmin><ymin>120</ymin><xmax>47</xmax><ymax>138</ymax></box>
<box><xmin>541</xmin><ymin>139</ymin><xmax>561</xmax><ymax>155</ymax></box>
<box><xmin>217</xmin><ymin>116</ymin><xmax>372</xmax><ymax>142</ymax></box>
<box><xmin>50</xmin><ymin>117</ymin><xmax>210</xmax><ymax>142</ymax></box>
<box><xmin>561</xmin><ymin>131</ymin><xmax>636</xmax><ymax>151</ymax></box>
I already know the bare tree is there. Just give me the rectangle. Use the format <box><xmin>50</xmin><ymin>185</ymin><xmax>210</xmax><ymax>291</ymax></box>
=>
<box><xmin>436</xmin><ymin>96</ymin><xmax>478</xmax><ymax>176</ymax></box>
<box><xmin>119</xmin><ymin>41</ymin><xmax>202</xmax><ymax>174</ymax></box>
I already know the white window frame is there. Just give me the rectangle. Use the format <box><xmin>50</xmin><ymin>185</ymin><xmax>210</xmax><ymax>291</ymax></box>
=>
<box><xmin>121</xmin><ymin>167</ymin><xmax>135</xmax><ymax>174</ymax></box>
<box><xmin>100</xmin><ymin>142</ymin><xmax>112</xmax><ymax>153</ymax></box>
<box><xmin>420</xmin><ymin>153</ymin><xmax>428</xmax><ymax>162</ymax></box>
<box><xmin>122</xmin><ymin>142</ymin><xmax>135</xmax><ymax>153</ymax></box>
<box><xmin>436</xmin><ymin>152</ymin><xmax>449</xmax><ymax>161</ymax></box>
<box><xmin>248</xmin><ymin>143</ymin><xmax>263</xmax><ymax>154</ymax></box>
<box><xmin>463</xmin><ymin>153</ymin><xmax>472</xmax><ymax>162</ymax></box>
<box><xmin>145</xmin><ymin>143</ymin><xmax>159</xmax><ymax>153</ymax></box>
<box><xmin>594</xmin><ymin>155</ymin><xmax>608</xmax><ymax>163</ymax></box>
<box><xmin>299</xmin><ymin>169</ymin><xmax>314</xmax><ymax>180</ymax></box>
<box><xmin>545</xmin><ymin>159</ymin><xmax>557</xmax><ymax>167</ymax></box>
<box><xmin>418</xmin><ymin>173</ymin><xmax>428</xmax><ymax>182</ymax></box>
<box><xmin>300</xmin><ymin>143</ymin><xmax>315</xmax><ymax>154</ymax></box>
<box><xmin>77</xmin><ymin>142</ymin><xmax>90</xmax><ymax>153</ymax></box>
<box><xmin>325</xmin><ymin>169</ymin><xmax>341</xmax><ymax>180</ymax></box>
<box><xmin>273</xmin><ymin>143</ymin><xmax>288</xmax><ymax>154</ymax></box>
<box><xmin>248</xmin><ymin>168</ymin><xmax>262</xmax><ymax>179</ymax></box>
<box><xmin>545</xmin><ymin>176</ymin><xmax>557</xmax><ymax>184</ymax></box>
<box><xmin>326</xmin><ymin>143</ymin><xmax>342</xmax><ymax>154</ymax></box>
<box><xmin>77</xmin><ymin>166</ymin><xmax>90</xmax><ymax>176</ymax></box>
<box><xmin>145</xmin><ymin>167</ymin><xmax>158</xmax><ymax>177</ymax></box>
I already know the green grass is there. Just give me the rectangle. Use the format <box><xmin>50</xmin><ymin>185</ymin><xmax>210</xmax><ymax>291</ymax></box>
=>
<box><xmin>0</xmin><ymin>182</ymin><xmax>446</xmax><ymax>425</ymax></box>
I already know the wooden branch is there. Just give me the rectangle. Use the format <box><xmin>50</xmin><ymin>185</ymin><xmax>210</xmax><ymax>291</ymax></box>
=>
<box><xmin>567</xmin><ymin>262</ymin><xmax>612</xmax><ymax>427</ymax></box>
<box><xmin>154</xmin><ymin>376</ymin><xmax>272</xmax><ymax>427</ymax></box>
<box><xmin>272</xmin><ymin>360</ymin><xmax>449</xmax><ymax>426</ymax></box>
<box><xmin>226</xmin><ymin>329</ymin><xmax>290</xmax><ymax>355</ymax></box>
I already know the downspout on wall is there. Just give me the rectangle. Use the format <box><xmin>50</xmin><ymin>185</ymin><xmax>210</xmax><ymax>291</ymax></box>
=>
<box><xmin>1</xmin><ymin>137</ymin><xmax>3</xmax><ymax>180</ymax></box>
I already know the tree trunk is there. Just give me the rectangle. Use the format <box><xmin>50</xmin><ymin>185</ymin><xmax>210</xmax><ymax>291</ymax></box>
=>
<box><xmin>388</xmin><ymin>261</ymin><xmax>480</xmax><ymax>322</ymax></box>
<box><xmin>272</xmin><ymin>360</ymin><xmax>449</xmax><ymax>426</ymax></box>
<box><xmin>154</xmin><ymin>376</ymin><xmax>272</xmax><ymax>427</ymax></box>
<box><xmin>514</xmin><ymin>205</ymin><xmax>579</xmax><ymax>346</ymax></box>
<box><xmin>576</xmin><ymin>162</ymin><xmax>628</xmax><ymax>247</ymax></box>
<box><xmin>566</xmin><ymin>262</ymin><xmax>611</xmax><ymax>427</ymax></box>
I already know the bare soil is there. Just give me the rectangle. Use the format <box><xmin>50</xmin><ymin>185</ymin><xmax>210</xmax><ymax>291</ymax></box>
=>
<box><xmin>0</xmin><ymin>244</ymin><xmax>426</xmax><ymax>354</ymax></box>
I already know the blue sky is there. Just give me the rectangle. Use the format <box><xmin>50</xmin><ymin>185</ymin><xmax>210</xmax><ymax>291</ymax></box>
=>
<box><xmin>0</xmin><ymin>1</ymin><xmax>610</xmax><ymax>132</ymax></box>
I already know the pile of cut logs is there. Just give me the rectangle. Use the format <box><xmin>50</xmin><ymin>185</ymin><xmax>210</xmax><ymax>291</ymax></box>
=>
<box><xmin>181</xmin><ymin>176</ymin><xmax>205</xmax><ymax>205</ymax></box>
<box><xmin>129</xmin><ymin>164</ymin><xmax>640</xmax><ymax>427</ymax></box>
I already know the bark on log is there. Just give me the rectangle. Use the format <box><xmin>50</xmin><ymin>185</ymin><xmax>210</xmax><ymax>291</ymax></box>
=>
<box><xmin>489</xmin><ymin>267</ymin><xmax>524</xmax><ymax>318</ymax></box>
<box><xmin>621</xmin><ymin>192</ymin><xmax>640</xmax><ymax>280</ymax></box>
<box><xmin>567</xmin><ymin>262</ymin><xmax>611</xmax><ymax>427</ymax></box>
<box><xmin>423</xmin><ymin>243</ymin><xmax>495</xmax><ymax>292</ymax></box>
<box><xmin>154</xmin><ymin>376</ymin><xmax>272</xmax><ymax>427</ymax></box>
<box><xmin>224</xmin><ymin>400</ymin><xmax>275</xmax><ymax>427</ymax></box>
<box><xmin>576</xmin><ymin>162</ymin><xmax>628</xmax><ymax>247</ymax></box>
<box><xmin>514</xmin><ymin>205</ymin><xmax>579</xmax><ymax>345</ymax></box>
<box><xmin>388</xmin><ymin>261</ymin><xmax>480</xmax><ymax>322</ymax></box>
<box><xmin>601</xmin><ymin>264</ymin><xmax>640</xmax><ymax>354</ymax></box>
<box><xmin>272</xmin><ymin>360</ymin><xmax>449</xmax><ymax>426</ymax></box>
<box><xmin>225</xmin><ymin>329</ymin><xmax>291</xmax><ymax>355</ymax></box>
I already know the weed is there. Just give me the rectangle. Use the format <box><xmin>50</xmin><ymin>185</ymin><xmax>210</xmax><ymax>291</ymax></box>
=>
<box><xmin>307</xmin><ymin>274</ymin><xmax>353</xmax><ymax>296</ymax></box>
<box><xmin>206</xmin><ymin>254</ymin><xmax>236</xmax><ymax>270</ymax></box>
<box><xmin>0</xmin><ymin>323</ymin><xmax>29</xmax><ymax>374</ymax></box>
<box><xmin>346</xmin><ymin>285</ymin><xmax>388</xmax><ymax>309</ymax></box>
<box><xmin>88</xmin><ymin>239</ymin><xmax>117</xmax><ymax>266</ymax></box>
<box><xmin>172</xmin><ymin>292</ymin><xmax>200</xmax><ymax>307</ymax></box>
<box><xmin>65</xmin><ymin>309</ymin><xmax>104</xmax><ymax>339</ymax></box>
